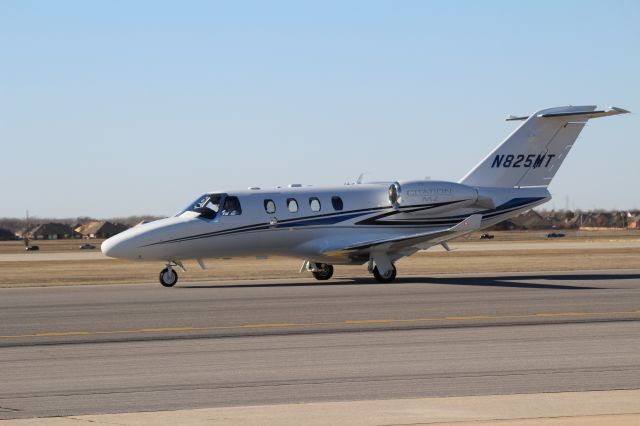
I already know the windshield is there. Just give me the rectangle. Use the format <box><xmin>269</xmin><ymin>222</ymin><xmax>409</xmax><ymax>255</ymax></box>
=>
<box><xmin>179</xmin><ymin>193</ymin><xmax>223</xmax><ymax>220</ymax></box>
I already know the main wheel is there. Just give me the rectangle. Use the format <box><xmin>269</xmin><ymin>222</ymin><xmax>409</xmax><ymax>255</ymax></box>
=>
<box><xmin>312</xmin><ymin>263</ymin><xmax>334</xmax><ymax>280</ymax></box>
<box><xmin>373</xmin><ymin>264</ymin><xmax>396</xmax><ymax>283</ymax></box>
<box><xmin>159</xmin><ymin>267</ymin><xmax>178</xmax><ymax>287</ymax></box>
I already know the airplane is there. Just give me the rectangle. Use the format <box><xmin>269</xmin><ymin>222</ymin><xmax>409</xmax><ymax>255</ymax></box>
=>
<box><xmin>102</xmin><ymin>105</ymin><xmax>629</xmax><ymax>287</ymax></box>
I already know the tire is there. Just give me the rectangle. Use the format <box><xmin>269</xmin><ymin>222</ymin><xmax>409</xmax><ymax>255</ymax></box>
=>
<box><xmin>312</xmin><ymin>263</ymin><xmax>334</xmax><ymax>281</ymax></box>
<box><xmin>159</xmin><ymin>267</ymin><xmax>178</xmax><ymax>287</ymax></box>
<box><xmin>373</xmin><ymin>264</ymin><xmax>396</xmax><ymax>283</ymax></box>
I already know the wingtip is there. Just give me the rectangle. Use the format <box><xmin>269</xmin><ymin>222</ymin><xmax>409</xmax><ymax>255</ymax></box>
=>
<box><xmin>609</xmin><ymin>106</ymin><xmax>631</xmax><ymax>114</ymax></box>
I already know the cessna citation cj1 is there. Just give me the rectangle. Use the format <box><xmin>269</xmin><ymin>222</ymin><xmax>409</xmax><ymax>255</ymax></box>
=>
<box><xmin>102</xmin><ymin>105</ymin><xmax>628</xmax><ymax>287</ymax></box>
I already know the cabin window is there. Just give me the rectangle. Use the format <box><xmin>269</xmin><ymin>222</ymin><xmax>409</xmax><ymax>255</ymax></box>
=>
<box><xmin>309</xmin><ymin>197</ymin><xmax>321</xmax><ymax>212</ymax></box>
<box><xmin>264</xmin><ymin>199</ymin><xmax>276</xmax><ymax>214</ymax></box>
<box><xmin>221</xmin><ymin>196</ymin><xmax>242</xmax><ymax>216</ymax></box>
<box><xmin>287</xmin><ymin>198</ymin><xmax>298</xmax><ymax>213</ymax></box>
<box><xmin>331</xmin><ymin>196</ymin><xmax>343</xmax><ymax>211</ymax></box>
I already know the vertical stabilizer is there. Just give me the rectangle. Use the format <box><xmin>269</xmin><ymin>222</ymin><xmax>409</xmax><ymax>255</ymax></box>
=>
<box><xmin>459</xmin><ymin>106</ymin><xmax>629</xmax><ymax>188</ymax></box>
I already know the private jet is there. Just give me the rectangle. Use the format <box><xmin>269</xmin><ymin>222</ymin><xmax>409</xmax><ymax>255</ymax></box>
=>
<box><xmin>102</xmin><ymin>105</ymin><xmax>628</xmax><ymax>286</ymax></box>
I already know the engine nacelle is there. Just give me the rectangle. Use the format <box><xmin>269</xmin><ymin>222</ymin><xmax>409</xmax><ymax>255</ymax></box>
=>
<box><xmin>390</xmin><ymin>180</ymin><xmax>480</xmax><ymax>213</ymax></box>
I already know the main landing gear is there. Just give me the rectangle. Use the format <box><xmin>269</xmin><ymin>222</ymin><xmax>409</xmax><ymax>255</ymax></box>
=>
<box><xmin>303</xmin><ymin>258</ymin><xmax>397</xmax><ymax>283</ymax></box>
<box><xmin>368</xmin><ymin>253</ymin><xmax>397</xmax><ymax>284</ymax></box>
<box><xmin>372</xmin><ymin>264</ymin><xmax>397</xmax><ymax>283</ymax></box>
<box><xmin>304</xmin><ymin>262</ymin><xmax>334</xmax><ymax>280</ymax></box>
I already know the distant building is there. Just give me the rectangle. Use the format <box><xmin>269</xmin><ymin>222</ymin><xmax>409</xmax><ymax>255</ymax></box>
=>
<box><xmin>0</xmin><ymin>227</ymin><xmax>19</xmax><ymax>241</ymax></box>
<box><xmin>28</xmin><ymin>223</ymin><xmax>74</xmax><ymax>240</ymax></box>
<box><xmin>75</xmin><ymin>221</ymin><xmax>129</xmax><ymax>239</ymax></box>
<box><xmin>511</xmin><ymin>210</ymin><xmax>553</xmax><ymax>229</ymax></box>
<box><xmin>578</xmin><ymin>212</ymin><xmax>626</xmax><ymax>230</ymax></box>
<box><xmin>491</xmin><ymin>210</ymin><xmax>553</xmax><ymax>230</ymax></box>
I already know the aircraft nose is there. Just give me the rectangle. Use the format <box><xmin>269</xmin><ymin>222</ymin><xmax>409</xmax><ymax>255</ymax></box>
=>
<box><xmin>101</xmin><ymin>218</ymin><xmax>187</xmax><ymax>261</ymax></box>
<box><xmin>101</xmin><ymin>234</ymin><xmax>136</xmax><ymax>259</ymax></box>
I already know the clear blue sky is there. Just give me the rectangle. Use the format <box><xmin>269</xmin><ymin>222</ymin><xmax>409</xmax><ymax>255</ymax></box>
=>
<box><xmin>1</xmin><ymin>1</ymin><xmax>638</xmax><ymax>218</ymax></box>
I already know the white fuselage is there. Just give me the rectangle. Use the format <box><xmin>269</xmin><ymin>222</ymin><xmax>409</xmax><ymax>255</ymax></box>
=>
<box><xmin>101</xmin><ymin>181</ymin><xmax>550</xmax><ymax>265</ymax></box>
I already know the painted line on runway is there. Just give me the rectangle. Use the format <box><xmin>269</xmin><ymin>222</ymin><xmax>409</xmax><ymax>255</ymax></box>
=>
<box><xmin>1</xmin><ymin>309</ymin><xmax>639</xmax><ymax>340</ymax></box>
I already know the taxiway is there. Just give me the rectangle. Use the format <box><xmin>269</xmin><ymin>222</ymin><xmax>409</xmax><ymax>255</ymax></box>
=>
<box><xmin>1</xmin><ymin>269</ymin><xmax>639</xmax><ymax>420</ymax></box>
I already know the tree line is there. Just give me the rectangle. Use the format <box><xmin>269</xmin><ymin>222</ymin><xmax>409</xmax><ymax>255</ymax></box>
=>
<box><xmin>0</xmin><ymin>216</ymin><xmax>166</xmax><ymax>233</ymax></box>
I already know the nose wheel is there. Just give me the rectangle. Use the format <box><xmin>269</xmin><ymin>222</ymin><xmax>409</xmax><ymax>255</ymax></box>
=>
<box><xmin>159</xmin><ymin>266</ymin><xmax>178</xmax><ymax>287</ymax></box>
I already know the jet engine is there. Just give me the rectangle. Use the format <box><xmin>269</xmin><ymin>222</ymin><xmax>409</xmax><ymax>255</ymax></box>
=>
<box><xmin>390</xmin><ymin>180</ymin><xmax>488</xmax><ymax>214</ymax></box>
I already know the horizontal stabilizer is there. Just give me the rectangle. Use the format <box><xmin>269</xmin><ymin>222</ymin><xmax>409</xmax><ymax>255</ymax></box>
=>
<box><xmin>506</xmin><ymin>106</ymin><xmax>629</xmax><ymax>121</ymax></box>
<box><xmin>538</xmin><ymin>106</ymin><xmax>629</xmax><ymax>119</ymax></box>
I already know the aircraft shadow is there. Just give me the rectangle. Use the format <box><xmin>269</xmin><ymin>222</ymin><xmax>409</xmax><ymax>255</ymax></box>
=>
<box><xmin>179</xmin><ymin>272</ymin><xmax>640</xmax><ymax>290</ymax></box>
<box><xmin>386</xmin><ymin>272</ymin><xmax>640</xmax><ymax>290</ymax></box>
<box><xmin>179</xmin><ymin>280</ymin><xmax>381</xmax><ymax>289</ymax></box>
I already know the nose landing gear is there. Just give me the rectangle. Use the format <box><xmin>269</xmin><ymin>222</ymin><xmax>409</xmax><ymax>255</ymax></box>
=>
<box><xmin>159</xmin><ymin>264</ymin><xmax>179</xmax><ymax>287</ymax></box>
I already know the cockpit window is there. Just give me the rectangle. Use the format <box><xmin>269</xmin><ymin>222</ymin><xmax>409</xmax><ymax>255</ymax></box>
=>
<box><xmin>221</xmin><ymin>196</ymin><xmax>242</xmax><ymax>216</ymax></box>
<box><xmin>180</xmin><ymin>194</ymin><xmax>222</xmax><ymax>220</ymax></box>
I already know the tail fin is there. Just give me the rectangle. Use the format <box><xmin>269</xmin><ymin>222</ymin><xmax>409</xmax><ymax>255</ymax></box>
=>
<box><xmin>459</xmin><ymin>105</ymin><xmax>629</xmax><ymax>188</ymax></box>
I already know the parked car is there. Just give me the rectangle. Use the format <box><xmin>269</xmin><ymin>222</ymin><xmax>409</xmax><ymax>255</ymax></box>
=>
<box><xmin>25</xmin><ymin>245</ymin><xmax>40</xmax><ymax>251</ymax></box>
<box><xmin>546</xmin><ymin>232</ymin><xmax>566</xmax><ymax>238</ymax></box>
<box><xmin>480</xmin><ymin>233</ymin><xmax>495</xmax><ymax>240</ymax></box>
<box><xmin>79</xmin><ymin>243</ymin><xmax>96</xmax><ymax>250</ymax></box>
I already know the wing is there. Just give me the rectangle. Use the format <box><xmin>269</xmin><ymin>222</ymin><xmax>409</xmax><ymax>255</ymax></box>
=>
<box><xmin>321</xmin><ymin>214</ymin><xmax>482</xmax><ymax>259</ymax></box>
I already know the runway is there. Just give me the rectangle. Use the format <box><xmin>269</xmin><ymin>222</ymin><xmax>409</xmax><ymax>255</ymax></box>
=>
<box><xmin>1</xmin><ymin>269</ymin><xmax>639</xmax><ymax>420</ymax></box>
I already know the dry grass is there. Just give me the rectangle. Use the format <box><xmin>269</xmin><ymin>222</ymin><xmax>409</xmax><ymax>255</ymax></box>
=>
<box><xmin>0</xmin><ymin>239</ymin><xmax>107</xmax><ymax>254</ymax></box>
<box><xmin>4</xmin><ymin>229</ymin><xmax>638</xmax><ymax>255</ymax></box>
<box><xmin>3</xmin><ymin>245</ymin><xmax>639</xmax><ymax>287</ymax></box>
<box><xmin>3</xmin><ymin>230</ymin><xmax>639</xmax><ymax>287</ymax></box>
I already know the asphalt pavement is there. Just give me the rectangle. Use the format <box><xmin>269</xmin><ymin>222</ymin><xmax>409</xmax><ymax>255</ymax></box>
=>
<box><xmin>1</xmin><ymin>269</ymin><xmax>639</xmax><ymax>420</ymax></box>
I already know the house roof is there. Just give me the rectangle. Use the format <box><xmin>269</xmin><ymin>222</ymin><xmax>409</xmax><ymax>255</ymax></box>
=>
<box><xmin>0</xmin><ymin>228</ymin><xmax>17</xmax><ymax>239</ymax></box>
<box><xmin>509</xmin><ymin>210</ymin><xmax>553</xmax><ymax>229</ymax></box>
<box><xmin>29</xmin><ymin>223</ymin><xmax>73</xmax><ymax>236</ymax></box>
<box><xmin>75</xmin><ymin>221</ymin><xmax>129</xmax><ymax>236</ymax></box>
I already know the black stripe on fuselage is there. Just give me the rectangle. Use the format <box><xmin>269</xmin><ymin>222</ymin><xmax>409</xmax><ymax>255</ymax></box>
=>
<box><xmin>353</xmin><ymin>200</ymin><xmax>462</xmax><ymax>226</ymax></box>
<box><xmin>355</xmin><ymin>197</ymin><xmax>546</xmax><ymax>227</ymax></box>
<box><xmin>142</xmin><ymin>197</ymin><xmax>544</xmax><ymax>248</ymax></box>
<box><xmin>143</xmin><ymin>201</ymin><xmax>456</xmax><ymax>247</ymax></box>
